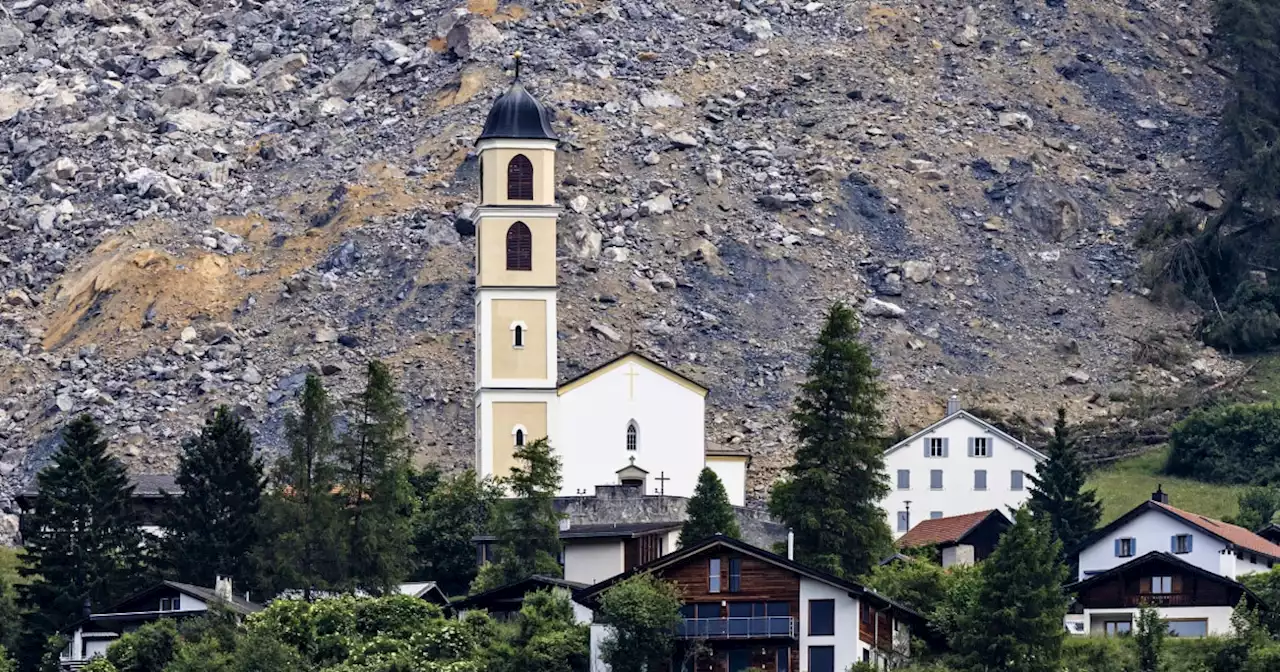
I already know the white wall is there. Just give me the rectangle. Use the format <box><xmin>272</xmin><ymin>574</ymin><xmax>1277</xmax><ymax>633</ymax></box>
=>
<box><xmin>83</xmin><ymin>639</ymin><xmax>112</xmax><ymax>660</ymax></box>
<box><xmin>557</xmin><ymin>360</ymin><xmax>707</xmax><ymax>500</ymax></box>
<box><xmin>799</xmin><ymin>578</ymin><xmax>860</xmax><ymax>672</ymax></box>
<box><xmin>1085</xmin><ymin>606</ymin><xmax>1236</xmax><ymax>636</ymax></box>
<box><xmin>564</xmin><ymin>541</ymin><xmax>625</xmax><ymax>586</ymax></box>
<box><xmin>706</xmin><ymin>459</ymin><xmax>747</xmax><ymax>507</ymax></box>
<box><xmin>1076</xmin><ymin>509</ymin><xmax>1227</xmax><ymax>580</ymax></box>
<box><xmin>589</xmin><ymin>623</ymin><xmax>612</xmax><ymax>672</ymax></box>
<box><xmin>883</xmin><ymin>414</ymin><xmax>1041</xmax><ymax>535</ymax></box>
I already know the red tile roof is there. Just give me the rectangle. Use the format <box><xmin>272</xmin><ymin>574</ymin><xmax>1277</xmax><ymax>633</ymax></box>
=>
<box><xmin>897</xmin><ymin>510</ymin><xmax>997</xmax><ymax>549</ymax></box>
<box><xmin>1153</xmin><ymin>501</ymin><xmax>1280</xmax><ymax>560</ymax></box>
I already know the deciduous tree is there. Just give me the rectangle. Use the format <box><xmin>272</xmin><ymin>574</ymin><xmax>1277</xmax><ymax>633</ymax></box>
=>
<box><xmin>598</xmin><ymin>574</ymin><xmax>683</xmax><ymax>672</ymax></box>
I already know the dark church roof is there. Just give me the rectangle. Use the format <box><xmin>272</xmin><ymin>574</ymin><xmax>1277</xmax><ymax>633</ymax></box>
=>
<box><xmin>477</xmin><ymin>83</ymin><xmax>558</xmax><ymax>142</ymax></box>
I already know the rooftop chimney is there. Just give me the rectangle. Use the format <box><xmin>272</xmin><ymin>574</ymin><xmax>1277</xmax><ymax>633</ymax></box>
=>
<box><xmin>1151</xmin><ymin>485</ymin><xmax>1169</xmax><ymax>504</ymax></box>
<box><xmin>787</xmin><ymin>529</ymin><xmax>795</xmax><ymax>561</ymax></box>
<box><xmin>214</xmin><ymin>576</ymin><xmax>233</xmax><ymax>602</ymax></box>
<box><xmin>946</xmin><ymin>394</ymin><xmax>961</xmax><ymax>416</ymax></box>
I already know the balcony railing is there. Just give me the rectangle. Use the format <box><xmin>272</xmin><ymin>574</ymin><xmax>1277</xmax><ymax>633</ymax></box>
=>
<box><xmin>1123</xmin><ymin>594</ymin><xmax>1196</xmax><ymax>608</ymax></box>
<box><xmin>676</xmin><ymin>616</ymin><xmax>798</xmax><ymax>640</ymax></box>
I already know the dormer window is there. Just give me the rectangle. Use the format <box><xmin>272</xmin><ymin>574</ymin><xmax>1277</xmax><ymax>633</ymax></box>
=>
<box><xmin>508</xmin><ymin>155</ymin><xmax>534</xmax><ymax>200</ymax></box>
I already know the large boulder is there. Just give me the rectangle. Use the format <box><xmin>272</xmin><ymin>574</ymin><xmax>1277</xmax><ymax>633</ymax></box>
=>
<box><xmin>1006</xmin><ymin>178</ymin><xmax>1082</xmax><ymax>242</ymax></box>
<box><xmin>447</xmin><ymin>16</ymin><xmax>502</xmax><ymax>60</ymax></box>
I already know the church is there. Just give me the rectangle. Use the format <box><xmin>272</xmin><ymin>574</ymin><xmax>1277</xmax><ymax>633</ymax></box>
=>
<box><xmin>470</xmin><ymin>77</ymin><xmax>748</xmax><ymax>506</ymax></box>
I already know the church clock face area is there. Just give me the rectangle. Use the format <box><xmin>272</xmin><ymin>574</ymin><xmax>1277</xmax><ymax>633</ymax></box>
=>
<box><xmin>471</xmin><ymin>64</ymin><xmax>747</xmax><ymax>507</ymax></box>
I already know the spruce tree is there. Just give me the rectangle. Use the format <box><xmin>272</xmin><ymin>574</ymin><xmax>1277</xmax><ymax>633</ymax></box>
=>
<box><xmin>338</xmin><ymin>361</ymin><xmax>415</xmax><ymax>594</ymax></box>
<box><xmin>769</xmin><ymin>302</ymin><xmax>893</xmax><ymax>577</ymax></box>
<box><xmin>678</xmin><ymin>468</ymin><xmax>740</xmax><ymax>546</ymax></box>
<box><xmin>254</xmin><ymin>375</ymin><xmax>344</xmax><ymax>599</ymax></box>
<box><xmin>1027</xmin><ymin>408</ymin><xmax>1102</xmax><ymax>556</ymax></box>
<box><xmin>18</xmin><ymin>415</ymin><xmax>148</xmax><ymax>669</ymax></box>
<box><xmin>480</xmin><ymin>437</ymin><xmax>564</xmax><ymax>590</ymax></box>
<box><xmin>161</xmin><ymin>406</ymin><xmax>265</xmax><ymax>590</ymax></box>
<box><xmin>949</xmin><ymin>507</ymin><xmax>1068</xmax><ymax>672</ymax></box>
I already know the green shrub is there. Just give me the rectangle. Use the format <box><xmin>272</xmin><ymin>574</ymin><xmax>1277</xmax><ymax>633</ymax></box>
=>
<box><xmin>1062</xmin><ymin>636</ymin><xmax>1136</xmax><ymax>672</ymax></box>
<box><xmin>1166</xmin><ymin>402</ymin><xmax>1280</xmax><ymax>484</ymax></box>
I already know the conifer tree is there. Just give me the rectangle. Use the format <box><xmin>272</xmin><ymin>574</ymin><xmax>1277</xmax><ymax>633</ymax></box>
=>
<box><xmin>949</xmin><ymin>507</ymin><xmax>1068</xmax><ymax>672</ymax></box>
<box><xmin>338</xmin><ymin>361</ymin><xmax>415</xmax><ymax>594</ymax></box>
<box><xmin>161</xmin><ymin>406</ymin><xmax>265</xmax><ymax>590</ymax></box>
<box><xmin>769</xmin><ymin>302</ymin><xmax>893</xmax><ymax>577</ymax></box>
<box><xmin>254</xmin><ymin>375</ymin><xmax>344</xmax><ymax>599</ymax></box>
<box><xmin>679</xmin><ymin>468</ymin><xmax>740</xmax><ymax>546</ymax></box>
<box><xmin>477</xmin><ymin>438</ymin><xmax>564</xmax><ymax>590</ymax></box>
<box><xmin>18</xmin><ymin>416</ymin><xmax>148</xmax><ymax>669</ymax></box>
<box><xmin>1027</xmin><ymin>408</ymin><xmax>1102</xmax><ymax>556</ymax></box>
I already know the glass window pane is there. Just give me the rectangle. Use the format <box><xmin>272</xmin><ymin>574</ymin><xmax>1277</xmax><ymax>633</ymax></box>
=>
<box><xmin>809</xmin><ymin>646</ymin><xmax>835</xmax><ymax>672</ymax></box>
<box><xmin>809</xmin><ymin>599</ymin><xmax>835</xmax><ymax>636</ymax></box>
<box><xmin>728</xmin><ymin>603</ymin><xmax>753</xmax><ymax>618</ymax></box>
<box><xmin>696</xmin><ymin>603</ymin><xmax>720</xmax><ymax>618</ymax></box>
<box><xmin>729</xmin><ymin>558</ymin><xmax>742</xmax><ymax>593</ymax></box>
<box><xmin>709</xmin><ymin>558</ymin><xmax>721</xmax><ymax>593</ymax></box>
<box><xmin>727</xmin><ymin>650</ymin><xmax>750</xmax><ymax>672</ymax></box>
<box><xmin>777</xmin><ymin>648</ymin><xmax>790</xmax><ymax>672</ymax></box>
<box><xmin>1167</xmin><ymin>620</ymin><xmax>1208</xmax><ymax>638</ymax></box>
<box><xmin>767</xmin><ymin>601</ymin><xmax>790</xmax><ymax>616</ymax></box>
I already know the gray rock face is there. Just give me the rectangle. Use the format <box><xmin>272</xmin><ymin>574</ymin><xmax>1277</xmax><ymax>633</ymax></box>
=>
<box><xmin>1007</xmin><ymin>178</ymin><xmax>1082</xmax><ymax>242</ymax></box>
<box><xmin>640</xmin><ymin>194</ymin><xmax>673</xmax><ymax>216</ymax></box>
<box><xmin>0</xmin><ymin>24</ymin><xmax>23</xmax><ymax>56</ymax></box>
<box><xmin>902</xmin><ymin>261</ymin><xmax>936</xmax><ymax>283</ymax></box>
<box><xmin>447</xmin><ymin>16</ymin><xmax>502</xmax><ymax>59</ymax></box>
<box><xmin>862</xmin><ymin>298</ymin><xmax>906</xmax><ymax>318</ymax></box>
<box><xmin>0</xmin><ymin>90</ymin><xmax>32</xmax><ymax>122</ymax></box>
<box><xmin>200</xmin><ymin>55</ymin><xmax>252</xmax><ymax>86</ymax></box>
<box><xmin>639</xmin><ymin>90</ymin><xmax>683</xmax><ymax>108</ymax></box>
<box><xmin>372</xmin><ymin>39</ymin><xmax>412</xmax><ymax>63</ymax></box>
<box><xmin>326</xmin><ymin>59</ymin><xmax>378</xmax><ymax>98</ymax></box>
<box><xmin>736</xmin><ymin>18</ymin><xmax>773</xmax><ymax>41</ymax></box>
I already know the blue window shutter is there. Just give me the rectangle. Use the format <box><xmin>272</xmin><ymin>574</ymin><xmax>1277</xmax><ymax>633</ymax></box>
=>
<box><xmin>942</xmin><ymin>438</ymin><xmax>949</xmax><ymax>457</ymax></box>
<box><xmin>1171</xmin><ymin>536</ymin><xmax>1177</xmax><ymax>553</ymax></box>
<box><xmin>1114</xmin><ymin>539</ymin><xmax>1121</xmax><ymax>557</ymax></box>
<box><xmin>924</xmin><ymin>441</ymin><xmax>930</xmax><ymax>458</ymax></box>
<box><xmin>1188</xmin><ymin>536</ymin><xmax>1193</xmax><ymax>552</ymax></box>
<box><xmin>967</xmin><ymin>437</ymin><xmax>975</xmax><ymax>457</ymax></box>
<box><xmin>988</xmin><ymin>437</ymin><xmax>995</xmax><ymax>458</ymax></box>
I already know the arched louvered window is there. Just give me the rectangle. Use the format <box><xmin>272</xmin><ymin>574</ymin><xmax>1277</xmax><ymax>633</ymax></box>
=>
<box><xmin>626</xmin><ymin>421</ymin><xmax>639</xmax><ymax>451</ymax></box>
<box><xmin>508</xmin><ymin>155</ymin><xmax>534</xmax><ymax>200</ymax></box>
<box><xmin>506</xmin><ymin>222</ymin><xmax>532</xmax><ymax>271</ymax></box>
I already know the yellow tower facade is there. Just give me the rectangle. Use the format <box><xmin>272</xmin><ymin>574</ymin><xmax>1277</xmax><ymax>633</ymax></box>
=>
<box><xmin>473</xmin><ymin>81</ymin><xmax>560</xmax><ymax>480</ymax></box>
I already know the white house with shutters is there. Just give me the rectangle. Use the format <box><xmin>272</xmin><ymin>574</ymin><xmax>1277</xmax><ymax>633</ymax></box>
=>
<box><xmin>881</xmin><ymin>397</ymin><xmax>1045</xmax><ymax>537</ymax></box>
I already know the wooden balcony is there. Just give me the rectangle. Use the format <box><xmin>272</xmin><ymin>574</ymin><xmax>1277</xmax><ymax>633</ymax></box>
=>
<box><xmin>1123</xmin><ymin>593</ymin><xmax>1196</xmax><ymax>608</ymax></box>
<box><xmin>676</xmin><ymin>616</ymin><xmax>798</xmax><ymax>640</ymax></box>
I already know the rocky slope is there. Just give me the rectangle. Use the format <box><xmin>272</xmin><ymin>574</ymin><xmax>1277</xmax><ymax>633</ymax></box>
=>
<box><xmin>0</xmin><ymin>0</ymin><xmax>1241</xmax><ymax>507</ymax></box>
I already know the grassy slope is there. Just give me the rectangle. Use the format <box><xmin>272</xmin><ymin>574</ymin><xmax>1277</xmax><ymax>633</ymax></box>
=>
<box><xmin>1087</xmin><ymin>447</ymin><xmax>1246</xmax><ymax>524</ymax></box>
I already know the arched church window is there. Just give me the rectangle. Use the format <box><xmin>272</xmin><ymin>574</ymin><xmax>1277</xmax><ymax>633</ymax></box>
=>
<box><xmin>514</xmin><ymin>427</ymin><xmax>526</xmax><ymax>447</ymax></box>
<box><xmin>626</xmin><ymin>421</ymin><xmax>638</xmax><ymax>451</ymax></box>
<box><xmin>507</xmin><ymin>155</ymin><xmax>534</xmax><ymax>200</ymax></box>
<box><xmin>513</xmin><ymin>323</ymin><xmax>525</xmax><ymax>348</ymax></box>
<box><xmin>506</xmin><ymin>222</ymin><xmax>532</xmax><ymax>271</ymax></box>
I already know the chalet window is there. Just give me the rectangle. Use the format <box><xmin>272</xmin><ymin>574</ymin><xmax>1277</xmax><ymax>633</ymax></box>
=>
<box><xmin>1150</xmin><ymin>576</ymin><xmax>1173</xmax><ymax>594</ymax></box>
<box><xmin>512</xmin><ymin>324</ymin><xmax>525</xmax><ymax>348</ymax></box>
<box><xmin>1172</xmin><ymin>534</ymin><xmax>1192</xmax><ymax>554</ymax></box>
<box><xmin>726</xmin><ymin>650</ymin><xmax>749</xmax><ymax>672</ymax></box>
<box><xmin>1105</xmin><ymin>621</ymin><xmax>1132</xmax><ymax>636</ymax></box>
<box><xmin>1167</xmin><ymin>620</ymin><xmax>1208</xmax><ymax>638</ymax></box>
<box><xmin>709</xmin><ymin>558</ymin><xmax>722</xmax><ymax>593</ymax></box>
<box><xmin>930</xmin><ymin>470</ymin><xmax>943</xmax><ymax>490</ymax></box>
<box><xmin>931</xmin><ymin>511</ymin><xmax>943</xmax><ymax>519</ymax></box>
<box><xmin>1011</xmin><ymin>470</ymin><xmax>1024</xmax><ymax>491</ymax></box>
<box><xmin>896</xmin><ymin>511</ymin><xmax>909</xmax><ymax>533</ymax></box>
<box><xmin>927</xmin><ymin>437</ymin><xmax>946</xmax><ymax>457</ymax></box>
<box><xmin>626</xmin><ymin>422</ymin><xmax>638</xmax><ymax>451</ymax></box>
<box><xmin>897</xmin><ymin>470</ymin><xmax>910</xmax><ymax>490</ymax></box>
<box><xmin>728</xmin><ymin>558</ymin><xmax>742</xmax><ymax>592</ymax></box>
<box><xmin>159</xmin><ymin>596</ymin><xmax>180</xmax><ymax>611</ymax></box>
<box><xmin>974</xmin><ymin>469</ymin><xmax>987</xmax><ymax>491</ymax></box>
<box><xmin>505</xmin><ymin>222</ymin><xmax>532</xmax><ymax>271</ymax></box>
<box><xmin>808</xmin><ymin>646</ymin><xmax>835</xmax><ymax>672</ymax></box>
<box><xmin>808</xmin><ymin>599</ymin><xmax>835</xmax><ymax>636</ymax></box>
<box><xmin>1115</xmin><ymin>538</ymin><xmax>1136</xmax><ymax>558</ymax></box>
<box><xmin>970</xmin><ymin>437</ymin><xmax>990</xmax><ymax>457</ymax></box>
<box><xmin>776</xmin><ymin>648</ymin><xmax>790</xmax><ymax>672</ymax></box>
<box><xmin>507</xmin><ymin>155</ymin><xmax>534</xmax><ymax>200</ymax></box>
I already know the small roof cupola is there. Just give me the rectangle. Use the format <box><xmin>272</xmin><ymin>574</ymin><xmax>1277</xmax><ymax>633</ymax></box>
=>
<box><xmin>477</xmin><ymin>55</ymin><xmax>557</xmax><ymax>143</ymax></box>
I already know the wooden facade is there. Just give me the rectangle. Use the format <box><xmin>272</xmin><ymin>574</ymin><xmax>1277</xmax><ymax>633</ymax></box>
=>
<box><xmin>1076</xmin><ymin>560</ymin><xmax>1243</xmax><ymax>610</ymax></box>
<box><xmin>656</xmin><ymin>550</ymin><xmax>800</xmax><ymax>672</ymax></box>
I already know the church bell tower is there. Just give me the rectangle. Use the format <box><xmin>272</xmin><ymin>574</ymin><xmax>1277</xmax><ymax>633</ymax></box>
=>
<box><xmin>473</xmin><ymin>65</ymin><xmax>560</xmax><ymax>481</ymax></box>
